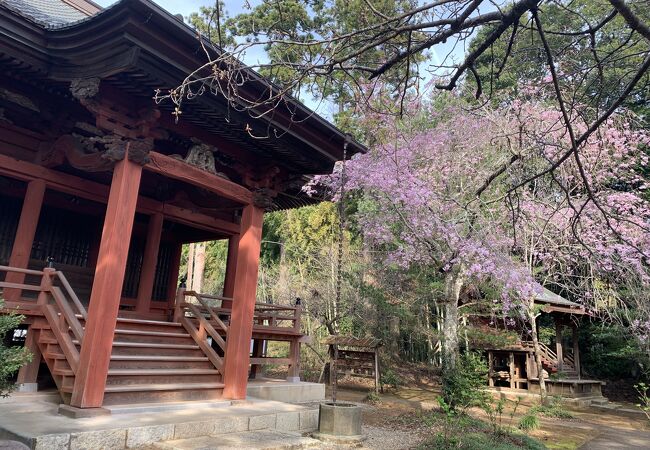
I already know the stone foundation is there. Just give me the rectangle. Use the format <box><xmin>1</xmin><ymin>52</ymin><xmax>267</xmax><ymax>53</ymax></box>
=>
<box><xmin>0</xmin><ymin>393</ymin><xmax>319</xmax><ymax>450</ymax></box>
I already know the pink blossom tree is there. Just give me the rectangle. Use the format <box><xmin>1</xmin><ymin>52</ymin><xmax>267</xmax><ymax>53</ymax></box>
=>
<box><xmin>308</xmin><ymin>93</ymin><xmax>650</xmax><ymax>384</ymax></box>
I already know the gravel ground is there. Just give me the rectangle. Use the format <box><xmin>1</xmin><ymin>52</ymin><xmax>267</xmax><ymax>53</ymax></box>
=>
<box><xmin>361</xmin><ymin>425</ymin><xmax>426</xmax><ymax>450</ymax></box>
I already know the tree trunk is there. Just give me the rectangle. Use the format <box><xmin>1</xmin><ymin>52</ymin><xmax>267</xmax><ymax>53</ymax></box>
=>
<box><xmin>192</xmin><ymin>242</ymin><xmax>206</xmax><ymax>293</ymax></box>
<box><xmin>187</xmin><ymin>243</ymin><xmax>195</xmax><ymax>288</ymax></box>
<box><xmin>528</xmin><ymin>303</ymin><xmax>547</xmax><ymax>402</ymax></box>
<box><xmin>442</xmin><ymin>269</ymin><xmax>463</xmax><ymax>376</ymax></box>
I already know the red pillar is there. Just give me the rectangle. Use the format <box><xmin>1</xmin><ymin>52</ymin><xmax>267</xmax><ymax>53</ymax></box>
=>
<box><xmin>222</xmin><ymin>205</ymin><xmax>263</xmax><ymax>399</ymax></box>
<box><xmin>166</xmin><ymin>242</ymin><xmax>183</xmax><ymax>315</ymax></box>
<box><xmin>222</xmin><ymin>235</ymin><xmax>239</xmax><ymax>308</ymax></box>
<box><xmin>5</xmin><ymin>179</ymin><xmax>46</xmax><ymax>301</ymax></box>
<box><xmin>71</xmin><ymin>150</ymin><xmax>143</xmax><ymax>408</ymax></box>
<box><xmin>135</xmin><ymin>213</ymin><xmax>164</xmax><ymax>314</ymax></box>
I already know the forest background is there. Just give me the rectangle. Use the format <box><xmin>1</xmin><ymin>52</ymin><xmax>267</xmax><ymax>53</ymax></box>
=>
<box><xmin>179</xmin><ymin>0</ymin><xmax>650</xmax><ymax>395</ymax></box>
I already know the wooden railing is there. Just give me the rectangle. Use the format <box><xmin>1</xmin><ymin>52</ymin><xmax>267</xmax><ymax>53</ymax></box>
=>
<box><xmin>177</xmin><ymin>290</ymin><xmax>302</xmax><ymax>334</ymax></box>
<box><xmin>522</xmin><ymin>341</ymin><xmax>577</xmax><ymax>373</ymax></box>
<box><xmin>174</xmin><ymin>291</ymin><xmax>228</xmax><ymax>372</ymax></box>
<box><xmin>174</xmin><ymin>289</ymin><xmax>304</xmax><ymax>372</ymax></box>
<box><xmin>1</xmin><ymin>265</ymin><xmax>86</xmax><ymax>373</ymax></box>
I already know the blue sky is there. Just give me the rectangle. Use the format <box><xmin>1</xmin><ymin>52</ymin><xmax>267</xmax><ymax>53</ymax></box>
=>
<box><xmin>93</xmin><ymin>1</ymin><xmax>463</xmax><ymax>116</ymax></box>
<box><xmin>95</xmin><ymin>1</ymin><xmax>247</xmax><ymax>18</ymax></box>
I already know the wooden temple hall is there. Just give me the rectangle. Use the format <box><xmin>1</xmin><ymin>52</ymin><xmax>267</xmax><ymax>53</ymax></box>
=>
<box><xmin>481</xmin><ymin>289</ymin><xmax>604</xmax><ymax>398</ymax></box>
<box><xmin>0</xmin><ymin>0</ymin><xmax>364</xmax><ymax>413</ymax></box>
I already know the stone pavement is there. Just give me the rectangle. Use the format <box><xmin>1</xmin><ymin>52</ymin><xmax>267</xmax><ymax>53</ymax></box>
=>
<box><xmin>154</xmin><ymin>431</ymin><xmax>322</xmax><ymax>450</ymax></box>
<box><xmin>578</xmin><ymin>426</ymin><xmax>650</xmax><ymax>449</ymax></box>
<box><xmin>0</xmin><ymin>392</ymin><xmax>319</xmax><ymax>450</ymax></box>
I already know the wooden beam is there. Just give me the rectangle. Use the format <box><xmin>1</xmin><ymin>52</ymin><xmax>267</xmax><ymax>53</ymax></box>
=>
<box><xmin>160</xmin><ymin>203</ymin><xmax>240</xmax><ymax>235</ymax></box>
<box><xmin>223</xmin><ymin>204</ymin><xmax>264</xmax><ymax>399</ymax></box>
<box><xmin>146</xmin><ymin>152</ymin><xmax>253</xmax><ymax>205</ymax></box>
<box><xmin>572</xmin><ymin>325</ymin><xmax>581</xmax><ymax>379</ymax></box>
<box><xmin>71</xmin><ymin>148</ymin><xmax>143</xmax><ymax>408</ymax></box>
<box><xmin>488</xmin><ymin>351</ymin><xmax>494</xmax><ymax>387</ymax></box>
<box><xmin>136</xmin><ymin>213</ymin><xmax>164</xmax><ymax>313</ymax></box>
<box><xmin>555</xmin><ymin>319</ymin><xmax>563</xmax><ymax>372</ymax></box>
<box><xmin>509</xmin><ymin>352</ymin><xmax>515</xmax><ymax>388</ymax></box>
<box><xmin>0</xmin><ymin>154</ymin><xmax>239</xmax><ymax>235</ymax></box>
<box><xmin>4</xmin><ymin>179</ymin><xmax>46</xmax><ymax>301</ymax></box>
<box><xmin>287</xmin><ymin>339</ymin><xmax>300</xmax><ymax>381</ymax></box>
<box><xmin>16</xmin><ymin>326</ymin><xmax>41</xmax><ymax>387</ymax></box>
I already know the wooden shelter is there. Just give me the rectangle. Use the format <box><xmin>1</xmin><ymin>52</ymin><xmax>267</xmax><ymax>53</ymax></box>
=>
<box><xmin>0</xmin><ymin>0</ymin><xmax>364</xmax><ymax>414</ymax></box>
<box><xmin>476</xmin><ymin>289</ymin><xmax>604</xmax><ymax>398</ymax></box>
<box><xmin>322</xmin><ymin>336</ymin><xmax>382</xmax><ymax>394</ymax></box>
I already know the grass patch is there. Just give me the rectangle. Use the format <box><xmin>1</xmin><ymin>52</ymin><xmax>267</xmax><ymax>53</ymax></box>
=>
<box><xmin>518</xmin><ymin>414</ymin><xmax>541</xmax><ymax>431</ymax></box>
<box><xmin>415</xmin><ymin>405</ymin><xmax>546</xmax><ymax>450</ymax></box>
<box><xmin>530</xmin><ymin>397</ymin><xmax>574</xmax><ymax>419</ymax></box>
<box><xmin>418</xmin><ymin>430</ymin><xmax>546</xmax><ymax>450</ymax></box>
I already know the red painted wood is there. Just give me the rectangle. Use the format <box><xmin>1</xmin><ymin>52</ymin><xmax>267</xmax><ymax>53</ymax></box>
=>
<box><xmin>221</xmin><ymin>235</ymin><xmax>240</xmax><ymax>309</ymax></box>
<box><xmin>222</xmin><ymin>205</ymin><xmax>264</xmax><ymax>399</ymax></box>
<box><xmin>146</xmin><ymin>152</ymin><xmax>253</xmax><ymax>205</ymax></box>
<box><xmin>136</xmin><ymin>213</ymin><xmax>164</xmax><ymax>313</ymax></box>
<box><xmin>71</xmin><ymin>148</ymin><xmax>143</xmax><ymax>408</ymax></box>
<box><xmin>4</xmin><ymin>179</ymin><xmax>46</xmax><ymax>301</ymax></box>
<box><xmin>16</xmin><ymin>326</ymin><xmax>41</xmax><ymax>384</ymax></box>
<box><xmin>0</xmin><ymin>153</ymin><xmax>239</xmax><ymax>235</ymax></box>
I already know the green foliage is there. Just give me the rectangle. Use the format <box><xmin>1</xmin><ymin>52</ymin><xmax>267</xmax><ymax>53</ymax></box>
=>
<box><xmin>442</xmin><ymin>352</ymin><xmax>489</xmax><ymax>412</ymax></box>
<box><xmin>0</xmin><ymin>300</ymin><xmax>31</xmax><ymax>397</ymax></box>
<box><xmin>465</xmin><ymin>326</ymin><xmax>520</xmax><ymax>350</ymax></box>
<box><xmin>579</xmin><ymin>323</ymin><xmax>648</xmax><ymax>380</ymax></box>
<box><xmin>380</xmin><ymin>367</ymin><xmax>402</xmax><ymax>390</ymax></box>
<box><xmin>530</xmin><ymin>397</ymin><xmax>574</xmax><ymax>419</ymax></box>
<box><xmin>421</xmin><ymin>431</ymin><xmax>546</xmax><ymax>450</ymax></box>
<box><xmin>468</xmin><ymin>0</ymin><xmax>649</xmax><ymax>119</ymax></box>
<box><xmin>421</xmin><ymin>401</ymin><xmax>545</xmax><ymax>450</ymax></box>
<box><xmin>518</xmin><ymin>414</ymin><xmax>541</xmax><ymax>431</ymax></box>
<box><xmin>365</xmin><ymin>391</ymin><xmax>381</xmax><ymax>404</ymax></box>
<box><xmin>634</xmin><ymin>382</ymin><xmax>650</xmax><ymax>422</ymax></box>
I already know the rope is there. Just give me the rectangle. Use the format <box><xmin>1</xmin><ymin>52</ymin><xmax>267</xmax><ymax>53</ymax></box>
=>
<box><xmin>332</xmin><ymin>138</ymin><xmax>348</xmax><ymax>404</ymax></box>
<box><xmin>335</xmin><ymin>140</ymin><xmax>348</xmax><ymax>331</ymax></box>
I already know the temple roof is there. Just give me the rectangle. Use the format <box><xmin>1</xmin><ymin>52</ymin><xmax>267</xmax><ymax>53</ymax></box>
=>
<box><xmin>2</xmin><ymin>0</ymin><xmax>98</xmax><ymax>26</ymax></box>
<box><xmin>0</xmin><ymin>0</ymin><xmax>365</xmax><ymax>210</ymax></box>
<box><xmin>534</xmin><ymin>287</ymin><xmax>586</xmax><ymax>315</ymax></box>
<box><xmin>322</xmin><ymin>336</ymin><xmax>382</xmax><ymax>348</ymax></box>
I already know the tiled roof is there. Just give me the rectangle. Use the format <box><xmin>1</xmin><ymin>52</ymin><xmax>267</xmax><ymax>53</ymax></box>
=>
<box><xmin>2</xmin><ymin>0</ymin><xmax>90</xmax><ymax>26</ymax></box>
<box><xmin>535</xmin><ymin>287</ymin><xmax>582</xmax><ymax>308</ymax></box>
<box><xmin>322</xmin><ymin>335</ymin><xmax>382</xmax><ymax>348</ymax></box>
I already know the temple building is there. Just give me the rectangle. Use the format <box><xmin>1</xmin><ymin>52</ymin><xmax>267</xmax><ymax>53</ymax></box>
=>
<box><xmin>0</xmin><ymin>0</ymin><xmax>364</xmax><ymax>414</ymax></box>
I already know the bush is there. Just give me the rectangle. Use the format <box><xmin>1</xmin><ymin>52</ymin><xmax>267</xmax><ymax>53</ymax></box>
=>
<box><xmin>365</xmin><ymin>391</ymin><xmax>381</xmax><ymax>404</ymax></box>
<box><xmin>381</xmin><ymin>367</ymin><xmax>402</xmax><ymax>390</ymax></box>
<box><xmin>442</xmin><ymin>351</ymin><xmax>489</xmax><ymax>412</ymax></box>
<box><xmin>518</xmin><ymin>414</ymin><xmax>540</xmax><ymax>431</ymax></box>
<box><xmin>530</xmin><ymin>396</ymin><xmax>573</xmax><ymax>419</ymax></box>
<box><xmin>0</xmin><ymin>300</ymin><xmax>31</xmax><ymax>397</ymax></box>
<box><xmin>634</xmin><ymin>382</ymin><xmax>650</xmax><ymax>422</ymax></box>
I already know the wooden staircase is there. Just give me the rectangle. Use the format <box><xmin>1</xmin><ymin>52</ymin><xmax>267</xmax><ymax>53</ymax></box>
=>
<box><xmin>524</xmin><ymin>341</ymin><xmax>578</xmax><ymax>378</ymax></box>
<box><xmin>32</xmin><ymin>315</ymin><xmax>225</xmax><ymax>405</ymax></box>
<box><xmin>1</xmin><ymin>265</ymin><xmax>225</xmax><ymax>407</ymax></box>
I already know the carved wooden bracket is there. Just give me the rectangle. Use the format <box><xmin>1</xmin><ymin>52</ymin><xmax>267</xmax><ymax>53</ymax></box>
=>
<box><xmin>35</xmin><ymin>134</ymin><xmax>152</xmax><ymax>172</ymax></box>
<box><xmin>70</xmin><ymin>78</ymin><xmax>101</xmax><ymax>100</ymax></box>
<box><xmin>184</xmin><ymin>140</ymin><xmax>217</xmax><ymax>174</ymax></box>
<box><xmin>252</xmin><ymin>188</ymin><xmax>277</xmax><ymax>210</ymax></box>
<box><xmin>242</xmin><ymin>166</ymin><xmax>282</xmax><ymax>190</ymax></box>
<box><xmin>69</xmin><ymin>78</ymin><xmax>160</xmax><ymax>139</ymax></box>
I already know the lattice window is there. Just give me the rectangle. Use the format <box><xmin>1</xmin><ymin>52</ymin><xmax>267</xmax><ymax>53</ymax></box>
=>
<box><xmin>31</xmin><ymin>205</ymin><xmax>96</xmax><ymax>267</ymax></box>
<box><xmin>0</xmin><ymin>195</ymin><xmax>21</xmax><ymax>264</ymax></box>
<box><xmin>152</xmin><ymin>242</ymin><xmax>173</xmax><ymax>301</ymax></box>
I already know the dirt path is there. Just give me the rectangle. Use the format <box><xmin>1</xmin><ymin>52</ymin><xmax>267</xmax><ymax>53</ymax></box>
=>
<box><xmin>329</xmin><ymin>384</ymin><xmax>650</xmax><ymax>449</ymax></box>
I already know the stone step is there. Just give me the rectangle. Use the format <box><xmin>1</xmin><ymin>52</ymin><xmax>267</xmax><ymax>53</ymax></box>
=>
<box><xmin>154</xmin><ymin>431</ymin><xmax>322</xmax><ymax>450</ymax></box>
